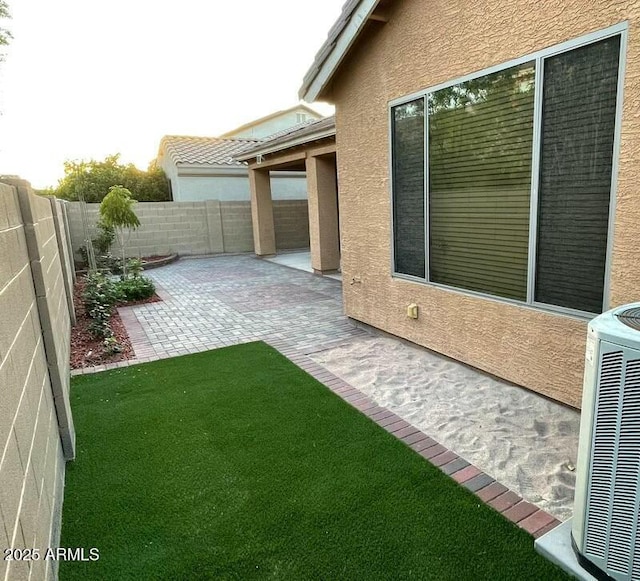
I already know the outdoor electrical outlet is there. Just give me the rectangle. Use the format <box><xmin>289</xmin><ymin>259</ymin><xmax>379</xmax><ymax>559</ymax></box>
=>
<box><xmin>407</xmin><ymin>304</ymin><xmax>419</xmax><ymax>319</ymax></box>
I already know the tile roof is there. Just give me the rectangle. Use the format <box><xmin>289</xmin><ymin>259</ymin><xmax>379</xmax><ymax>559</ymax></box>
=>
<box><xmin>259</xmin><ymin>118</ymin><xmax>321</xmax><ymax>140</ymax></box>
<box><xmin>235</xmin><ymin>116</ymin><xmax>336</xmax><ymax>161</ymax></box>
<box><xmin>299</xmin><ymin>0</ymin><xmax>383</xmax><ymax>101</ymax></box>
<box><xmin>160</xmin><ymin>136</ymin><xmax>261</xmax><ymax>167</ymax></box>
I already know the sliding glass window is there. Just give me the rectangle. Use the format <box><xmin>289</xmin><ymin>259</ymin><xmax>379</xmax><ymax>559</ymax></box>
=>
<box><xmin>390</xmin><ymin>28</ymin><xmax>622</xmax><ymax>315</ymax></box>
<box><xmin>428</xmin><ymin>62</ymin><xmax>535</xmax><ymax>301</ymax></box>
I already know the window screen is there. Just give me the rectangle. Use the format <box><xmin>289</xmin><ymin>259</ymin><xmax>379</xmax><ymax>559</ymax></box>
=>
<box><xmin>392</xmin><ymin>99</ymin><xmax>425</xmax><ymax>278</ymax></box>
<box><xmin>535</xmin><ymin>36</ymin><xmax>620</xmax><ymax>313</ymax></box>
<box><xmin>428</xmin><ymin>63</ymin><xmax>535</xmax><ymax>300</ymax></box>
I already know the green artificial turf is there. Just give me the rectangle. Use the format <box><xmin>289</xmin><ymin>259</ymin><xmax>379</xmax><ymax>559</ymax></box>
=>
<box><xmin>60</xmin><ymin>342</ymin><xmax>568</xmax><ymax>580</ymax></box>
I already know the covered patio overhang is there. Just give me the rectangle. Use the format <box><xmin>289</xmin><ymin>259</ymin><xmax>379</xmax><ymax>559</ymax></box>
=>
<box><xmin>235</xmin><ymin>117</ymin><xmax>339</xmax><ymax>275</ymax></box>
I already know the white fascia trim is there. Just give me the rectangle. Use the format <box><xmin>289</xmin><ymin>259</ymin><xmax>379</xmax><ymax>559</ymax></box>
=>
<box><xmin>176</xmin><ymin>165</ymin><xmax>248</xmax><ymax>177</ymax></box>
<box><xmin>235</xmin><ymin>129</ymin><xmax>336</xmax><ymax>162</ymax></box>
<box><xmin>302</xmin><ymin>0</ymin><xmax>382</xmax><ymax>103</ymax></box>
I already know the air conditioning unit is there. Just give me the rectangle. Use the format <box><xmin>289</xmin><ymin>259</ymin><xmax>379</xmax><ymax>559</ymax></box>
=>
<box><xmin>573</xmin><ymin>303</ymin><xmax>640</xmax><ymax>581</ymax></box>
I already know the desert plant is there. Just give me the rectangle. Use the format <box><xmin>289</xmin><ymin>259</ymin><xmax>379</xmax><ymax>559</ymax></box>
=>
<box><xmin>99</xmin><ymin>186</ymin><xmax>140</xmax><ymax>278</ymax></box>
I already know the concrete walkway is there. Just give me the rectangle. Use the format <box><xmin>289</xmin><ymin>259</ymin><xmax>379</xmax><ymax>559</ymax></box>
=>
<box><xmin>264</xmin><ymin>250</ymin><xmax>342</xmax><ymax>281</ymax></box>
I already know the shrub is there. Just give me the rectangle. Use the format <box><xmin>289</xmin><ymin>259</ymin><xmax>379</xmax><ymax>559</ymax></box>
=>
<box><xmin>94</xmin><ymin>218</ymin><xmax>115</xmax><ymax>255</ymax></box>
<box><xmin>82</xmin><ymin>272</ymin><xmax>122</xmax><ymax>339</ymax></box>
<box><xmin>127</xmin><ymin>258</ymin><xmax>143</xmax><ymax>278</ymax></box>
<box><xmin>83</xmin><ymin>271</ymin><xmax>121</xmax><ymax>312</ymax></box>
<box><xmin>78</xmin><ymin>219</ymin><xmax>117</xmax><ymax>269</ymax></box>
<box><xmin>88</xmin><ymin>315</ymin><xmax>111</xmax><ymax>339</ymax></box>
<box><xmin>116</xmin><ymin>275</ymin><xmax>155</xmax><ymax>302</ymax></box>
<box><xmin>98</xmin><ymin>253</ymin><xmax>123</xmax><ymax>275</ymax></box>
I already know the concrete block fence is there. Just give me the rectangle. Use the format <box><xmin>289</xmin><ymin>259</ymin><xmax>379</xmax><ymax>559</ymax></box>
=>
<box><xmin>0</xmin><ymin>179</ymin><xmax>76</xmax><ymax>581</ymax></box>
<box><xmin>66</xmin><ymin>199</ymin><xmax>310</xmax><ymax>260</ymax></box>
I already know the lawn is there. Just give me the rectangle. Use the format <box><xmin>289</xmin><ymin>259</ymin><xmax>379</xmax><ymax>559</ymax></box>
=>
<box><xmin>60</xmin><ymin>342</ymin><xmax>568</xmax><ymax>580</ymax></box>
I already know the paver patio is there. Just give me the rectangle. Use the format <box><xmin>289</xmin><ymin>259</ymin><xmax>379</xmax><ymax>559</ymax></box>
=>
<box><xmin>118</xmin><ymin>254</ymin><xmax>367</xmax><ymax>361</ymax></box>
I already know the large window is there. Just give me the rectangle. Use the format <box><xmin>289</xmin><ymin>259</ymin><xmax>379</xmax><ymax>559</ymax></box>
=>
<box><xmin>391</xmin><ymin>27</ymin><xmax>623</xmax><ymax>315</ymax></box>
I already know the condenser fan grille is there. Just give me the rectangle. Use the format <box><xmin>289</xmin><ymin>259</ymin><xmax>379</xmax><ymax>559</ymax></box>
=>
<box><xmin>617</xmin><ymin>307</ymin><xmax>640</xmax><ymax>331</ymax></box>
<box><xmin>584</xmin><ymin>345</ymin><xmax>640</xmax><ymax>579</ymax></box>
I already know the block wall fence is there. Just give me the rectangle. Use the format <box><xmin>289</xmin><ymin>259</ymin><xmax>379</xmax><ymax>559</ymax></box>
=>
<box><xmin>66</xmin><ymin>200</ymin><xmax>310</xmax><ymax>259</ymax></box>
<box><xmin>0</xmin><ymin>179</ymin><xmax>76</xmax><ymax>581</ymax></box>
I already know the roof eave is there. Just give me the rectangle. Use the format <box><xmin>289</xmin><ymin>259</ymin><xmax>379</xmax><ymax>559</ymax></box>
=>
<box><xmin>299</xmin><ymin>0</ymin><xmax>382</xmax><ymax>103</ymax></box>
<box><xmin>175</xmin><ymin>162</ymin><xmax>248</xmax><ymax>173</ymax></box>
<box><xmin>234</xmin><ymin>128</ymin><xmax>336</xmax><ymax>162</ymax></box>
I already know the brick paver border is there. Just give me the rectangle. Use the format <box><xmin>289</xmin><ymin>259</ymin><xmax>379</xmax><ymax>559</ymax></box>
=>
<box><xmin>266</xmin><ymin>337</ymin><xmax>563</xmax><ymax>539</ymax></box>
<box><xmin>71</xmin><ymin>336</ymin><xmax>562</xmax><ymax>538</ymax></box>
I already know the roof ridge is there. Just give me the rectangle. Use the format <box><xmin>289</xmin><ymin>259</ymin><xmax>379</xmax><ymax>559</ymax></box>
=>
<box><xmin>161</xmin><ymin>135</ymin><xmax>261</xmax><ymax>142</ymax></box>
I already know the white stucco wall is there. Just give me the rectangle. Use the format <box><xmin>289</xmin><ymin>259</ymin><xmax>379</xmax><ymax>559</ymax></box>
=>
<box><xmin>171</xmin><ymin>171</ymin><xmax>307</xmax><ymax>202</ymax></box>
<box><xmin>158</xmin><ymin>154</ymin><xmax>179</xmax><ymax>199</ymax></box>
<box><xmin>229</xmin><ymin>109</ymin><xmax>322</xmax><ymax>138</ymax></box>
<box><xmin>271</xmin><ymin>174</ymin><xmax>308</xmax><ymax>200</ymax></box>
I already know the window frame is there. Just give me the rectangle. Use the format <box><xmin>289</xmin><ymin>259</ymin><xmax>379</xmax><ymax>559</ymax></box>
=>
<box><xmin>389</xmin><ymin>22</ymin><xmax>628</xmax><ymax>319</ymax></box>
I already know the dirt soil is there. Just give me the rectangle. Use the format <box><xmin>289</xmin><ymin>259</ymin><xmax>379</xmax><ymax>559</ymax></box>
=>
<box><xmin>70</xmin><ymin>278</ymin><xmax>161</xmax><ymax>369</ymax></box>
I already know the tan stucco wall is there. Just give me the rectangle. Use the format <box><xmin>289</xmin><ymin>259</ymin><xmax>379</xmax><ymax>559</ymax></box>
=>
<box><xmin>0</xmin><ymin>182</ymin><xmax>70</xmax><ymax>581</ymax></box>
<box><xmin>329</xmin><ymin>0</ymin><xmax>640</xmax><ymax>408</ymax></box>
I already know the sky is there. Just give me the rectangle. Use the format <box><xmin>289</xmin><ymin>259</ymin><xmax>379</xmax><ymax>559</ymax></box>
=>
<box><xmin>0</xmin><ymin>0</ymin><xmax>343</xmax><ymax>188</ymax></box>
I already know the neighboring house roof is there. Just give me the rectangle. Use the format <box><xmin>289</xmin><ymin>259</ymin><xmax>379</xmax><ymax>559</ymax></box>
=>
<box><xmin>160</xmin><ymin>135</ymin><xmax>261</xmax><ymax>167</ymax></box>
<box><xmin>234</xmin><ymin>116</ymin><xmax>336</xmax><ymax>162</ymax></box>
<box><xmin>259</xmin><ymin>118</ymin><xmax>320</xmax><ymax>141</ymax></box>
<box><xmin>299</xmin><ymin>0</ymin><xmax>387</xmax><ymax>102</ymax></box>
<box><xmin>220</xmin><ymin>104</ymin><xmax>323</xmax><ymax>138</ymax></box>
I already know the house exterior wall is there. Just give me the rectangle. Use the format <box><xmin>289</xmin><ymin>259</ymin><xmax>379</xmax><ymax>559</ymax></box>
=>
<box><xmin>66</xmin><ymin>200</ymin><xmax>310</xmax><ymax>257</ymax></box>
<box><xmin>226</xmin><ymin>108</ymin><xmax>322</xmax><ymax>138</ymax></box>
<box><xmin>172</xmin><ymin>172</ymin><xmax>307</xmax><ymax>202</ymax></box>
<box><xmin>330</xmin><ymin>0</ymin><xmax>640</xmax><ymax>408</ymax></box>
<box><xmin>0</xmin><ymin>182</ymin><xmax>73</xmax><ymax>581</ymax></box>
<box><xmin>158</xmin><ymin>155</ymin><xmax>179</xmax><ymax>199</ymax></box>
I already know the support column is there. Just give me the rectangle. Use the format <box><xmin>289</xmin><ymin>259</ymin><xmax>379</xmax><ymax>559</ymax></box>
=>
<box><xmin>249</xmin><ymin>168</ymin><xmax>276</xmax><ymax>256</ymax></box>
<box><xmin>306</xmin><ymin>155</ymin><xmax>340</xmax><ymax>273</ymax></box>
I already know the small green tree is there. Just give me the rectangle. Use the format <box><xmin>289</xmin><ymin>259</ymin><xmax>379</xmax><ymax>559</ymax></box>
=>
<box><xmin>99</xmin><ymin>186</ymin><xmax>140</xmax><ymax>277</ymax></box>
